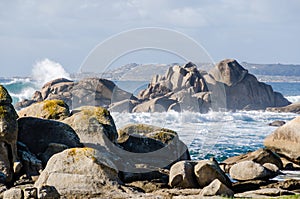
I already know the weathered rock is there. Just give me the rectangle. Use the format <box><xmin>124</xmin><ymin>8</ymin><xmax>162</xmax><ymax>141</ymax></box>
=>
<box><xmin>194</xmin><ymin>160</ymin><xmax>231</xmax><ymax>189</ymax></box>
<box><xmin>62</xmin><ymin>106</ymin><xmax>118</xmax><ymax>149</ymax></box>
<box><xmin>18</xmin><ymin>99</ymin><xmax>70</xmax><ymax>120</ymax></box>
<box><xmin>132</xmin><ymin>96</ymin><xmax>178</xmax><ymax>113</ymax></box>
<box><xmin>3</xmin><ymin>187</ymin><xmax>23</xmax><ymax>199</ymax></box>
<box><xmin>23</xmin><ymin>187</ymin><xmax>38</xmax><ymax>199</ymax></box>
<box><xmin>17</xmin><ymin>141</ymin><xmax>42</xmax><ymax>179</ymax></box>
<box><xmin>222</xmin><ymin>148</ymin><xmax>283</xmax><ymax>172</ymax></box>
<box><xmin>268</xmin><ymin>120</ymin><xmax>286</xmax><ymax>127</ymax></box>
<box><xmin>200</xmin><ymin>179</ymin><xmax>234</xmax><ymax>197</ymax></box>
<box><xmin>71</xmin><ymin>78</ymin><xmax>135</xmax><ymax>109</ymax></box>
<box><xmin>264</xmin><ymin>116</ymin><xmax>300</xmax><ymax>164</ymax></box>
<box><xmin>208</xmin><ymin>59</ymin><xmax>290</xmax><ymax>110</ymax></box>
<box><xmin>139</xmin><ymin>63</ymin><xmax>208</xmax><ymax>100</ymax></box>
<box><xmin>267</xmin><ymin>102</ymin><xmax>300</xmax><ymax>114</ymax></box>
<box><xmin>169</xmin><ymin>161</ymin><xmax>198</xmax><ymax>188</ymax></box>
<box><xmin>18</xmin><ymin>117</ymin><xmax>82</xmax><ymax>165</ymax></box>
<box><xmin>118</xmin><ymin>124</ymin><xmax>190</xmax><ymax>160</ymax></box>
<box><xmin>235</xmin><ymin>188</ymin><xmax>295</xmax><ymax>198</ymax></box>
<box><xmin>34</xmin><ymin>148</ymin><xmax>124</xmax><ymax>198</ymax></box>
<box><xmin>229</xmin><ymin>160</ymin><xmax>276</xmax><ymax>181</ymax></box>
<box><xmin>0</xmin><ymin>85</ymin><xmax>19</xmax><ymax>184</ymax></box>
<box><xmin>39</xmin><ymin>143</ymin><xmax>68</xmax><ymax>166</ymax></box>
<box><xmin>262</xmin><ymin>163</ymin><xmax>280</xmax><ymax>174</ymax></box>
<box><xmin>127</xmin><ymin>180</ymin><xmax>167</xmax><ymax>193</ymax></box>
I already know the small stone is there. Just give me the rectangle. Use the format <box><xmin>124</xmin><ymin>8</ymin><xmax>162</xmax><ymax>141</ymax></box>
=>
<box><xmin>24</xmin><ymin>187</ymin><xmax>37</xmax><ymax>199</ymax></box>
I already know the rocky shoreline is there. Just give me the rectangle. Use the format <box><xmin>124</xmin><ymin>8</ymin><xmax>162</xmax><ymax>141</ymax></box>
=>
<box><xmin>1</xmin><ymin>59</ymin><xmax>300</xmax><ymax>198</ymax></box>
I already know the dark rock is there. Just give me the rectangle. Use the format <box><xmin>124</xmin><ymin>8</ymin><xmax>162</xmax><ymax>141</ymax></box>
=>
<box><xmin>18</xmin><ymin>117</ymin><xmax>82</xmax><ymax>165</ymax></box>
<box><xmin>263</xmin><ymin>179</ymin><xmax>300</xmax><ymax>191</ymax></box>
<box><xmin>232</xmin><ymin>180</ymin><xmax>274</xmax><ymax>193</ymax></box>
<box><xmin>264</xmin><ymin>116</ymin><xmax>300</xmax><ymax>164</ymax></box>
<box><xmin>268</xmin><ymin>120</ymin><xmax>286</xmax><ymax>127</ymax></box>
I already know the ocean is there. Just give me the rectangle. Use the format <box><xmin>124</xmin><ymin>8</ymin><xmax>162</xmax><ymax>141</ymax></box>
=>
<box><xmin>1</xmin><ymin>77</ymin><xmax>300</xmax><ymax>163</ymax></box>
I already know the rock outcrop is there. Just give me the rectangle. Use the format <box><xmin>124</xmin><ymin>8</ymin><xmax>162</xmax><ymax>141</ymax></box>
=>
<box><xmin>0</xmin><ymin>85</ymin><xmax>19</xmax><ymax>184</ymax></box>
<box><xmin>264</xmin><ymin>116</ymin><xmax>300</xmax><ymax>164</ymax></box>
<box><xmin>209</xmin><ymin>59</ymin><xmax>290</xmax><ymax>110</ymax></box>
<box><xmin>16</xmin><ymin>78</ymin><xmax>136</xmax><ymax>110</ymax></box>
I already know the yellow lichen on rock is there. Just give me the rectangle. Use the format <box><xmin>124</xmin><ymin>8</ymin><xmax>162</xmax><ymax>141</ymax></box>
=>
<box><xmin>0</xmin><ymin>85</ymin><xmax>12</xmax><ymax>104</ymax></box>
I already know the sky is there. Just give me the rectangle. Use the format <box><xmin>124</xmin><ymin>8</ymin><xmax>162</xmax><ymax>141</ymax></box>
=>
<box><xmin>0</xmin><ymin>0</ymin><xmax>299</xmax><ymax>77</ymax></box>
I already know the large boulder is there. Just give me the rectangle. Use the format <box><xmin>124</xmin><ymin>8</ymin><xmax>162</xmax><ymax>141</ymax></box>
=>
<box><xmin>222</xmin><ymin>148</ymin><xmax>283</xmax><ymax>172</ymax></box>
<box><xmin>264</xmin><ymin>116</ymin><xmax>300</xmax><ymax>164</ymax></box>
<box><xmin>117</xmin><ymin>124</ymin><xmax>190</xmax><ymax>183</ymax></box>
<box><xmin>17</xmin><ymin>99</ymin><xmax>70</xmax><ymax>120</ymax></box>
<box><xmin>194</xmin><ymin>159</ymin><xmax>231</xmax><ymax>189</ymax></box>
<box><xmin>208</xmin><ymin>59</ymin><xmax>291</xmax><ymax>110</ymax></box>
<box><xmin>34</xmin><ymin>147</ymin><xmax>124</xmax><ymax>198</ymax></box>
<box><xmin>168</xmin><ymin>161</ymin><xmax>198</xmax><ymax>188</ymax></box>
<box><xmin>0</xmin><ymin>85</ymin><xmax>19</xmax><ymax>183</ymax></box>
<box><xmin>17</xmin><ymin>117</ymin><xmax>82</xmax><ymax>165</ymax></box>
<box><xmin>62</xmin><ymin>106</ymin><xmax>118</xmax><ymax>149</ymax></box>
<box><xmin>229</xmin><ymin>160</ymin><xmax>276</xmax><ymax>181</ymax></box>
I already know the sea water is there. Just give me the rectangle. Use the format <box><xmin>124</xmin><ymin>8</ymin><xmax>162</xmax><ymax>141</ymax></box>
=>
<box><xmin>1</xmin><ymin>77</ymin><xmax>300</xmax><ymax>162</ymax></box>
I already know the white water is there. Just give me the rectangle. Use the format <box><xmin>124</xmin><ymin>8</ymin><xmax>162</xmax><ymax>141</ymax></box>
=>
<box><xmin>286</xmin><ymin>95</ymin><xmax>300</xmax><ymax>103</ymax></box>
<box><xmin>31</xmin><ymin>58</ymin><xmax>71</xmax><ymax>86</ymax></box>
<box><xmin>111</xmin><ymin>110</ymin><xmax>298</xmax><ymax>161</ymax></box>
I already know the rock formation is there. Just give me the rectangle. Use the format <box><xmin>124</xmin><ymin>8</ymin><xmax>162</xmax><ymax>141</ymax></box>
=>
<box><xmin>0</xmin><ymin>85</ymin><xmax>19</xmax><ymax>184</ymax></box>
<box><xmin>264</xmin><ymin>116</ymin><xmax>300</xmax><ymax>164</ymax></box>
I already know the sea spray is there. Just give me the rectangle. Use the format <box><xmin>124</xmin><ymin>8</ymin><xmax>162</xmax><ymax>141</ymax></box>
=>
<box><xmin>32</xmin><ymin>58</ymin><xmax>71</xmax><ymax>85</ymax></box>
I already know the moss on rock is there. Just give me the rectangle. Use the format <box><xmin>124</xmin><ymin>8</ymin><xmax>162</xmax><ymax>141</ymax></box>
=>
<box><xmin>0</xmin><ymin>85</ymin><xmax>12</xmax><ymax>104</ymax></box>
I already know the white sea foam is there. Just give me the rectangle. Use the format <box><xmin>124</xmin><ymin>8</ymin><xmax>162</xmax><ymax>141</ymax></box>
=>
<box><xmin>10</xmin><ymin>87</ymin><xmax>36</xmax><ymax>102</ymax></box>
<box><xmin>31</xmin><ymin>58</ymin><xmax>71</xmax><ymax>85</ymax></box>
<box><xmin>111</xmin><ymin>110</ymin><xmax>298</xmax><ymax>160</ymax></box>
<box><xmin>286</xmin><ymin>95</ymin><xmax>300</xmax><ymax>103</ymax></box>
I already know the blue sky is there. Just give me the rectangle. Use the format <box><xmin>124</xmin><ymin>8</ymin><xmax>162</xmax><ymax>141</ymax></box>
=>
<box><xmin>1</xmin><ymin>0</ymin><xmax>299</xmax><ymax>77</ymax></box>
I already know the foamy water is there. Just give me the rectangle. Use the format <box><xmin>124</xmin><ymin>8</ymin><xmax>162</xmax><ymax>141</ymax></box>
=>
<box><xmin>111</xmin><ymin>110</ymin><xmax>298</xmax><ymax>161</ymax></box>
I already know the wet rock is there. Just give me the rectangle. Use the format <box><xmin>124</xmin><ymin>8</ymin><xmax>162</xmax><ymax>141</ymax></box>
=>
<box><xmin>229</xmin><ymin>160</ymin><xmax>276</xmax><ymax>181</ymax></box>
<box><xmin>268</xmin><ymin>120</ymin><xmax>286</xmax><ymax>127</ymax></box>
<box><xmin>194</xmin><ymin>160</ymin><xmax>231</xmax><ymax>188</ymax></box>
<box><xmin>264</xmin><ymin>116</ymin><xmax>300</xmax><ymax>164</ymax></box>
<box><xmin>169</xmin><ymin>161</ymin><xmax>198</xmax><ymax>188</ymax></box>
<box><xmin>18</xmin><ymin>99</ymin><xmax>70</xmax><ymax>120</ymax></box>
<box><xmin>200</xmin><ymin>179</ymin><xmax>234</xmax><ymax>197</ymax></box>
